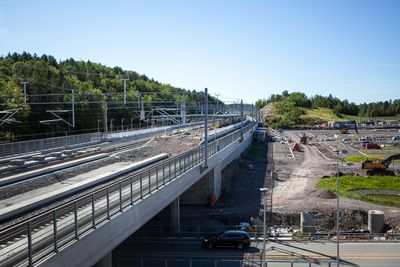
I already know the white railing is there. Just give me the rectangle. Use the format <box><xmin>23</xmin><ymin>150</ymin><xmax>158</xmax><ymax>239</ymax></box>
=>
<box><xmin>0</xmin><ymin>133</ymin><xmax>101</xmax><ymax>158</ymax></box>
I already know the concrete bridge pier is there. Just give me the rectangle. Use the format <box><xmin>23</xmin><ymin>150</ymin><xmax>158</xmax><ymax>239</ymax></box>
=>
<box><xmin>169</xmin><ymin>196</ymin><xmax>181</xmax><ymax>233</ymax></box>
<box><xmin>93</xmin><ymin>252</ymin><xmax>111</xmax><ymax>267</ymax></box>
<box><xmin>180</xmin><ymin>162</ymin><xmax>223</xmax><ymax>206</ymax></box>
<box><xmin>213</xmin><ymin>162</ymin><xmax>222</xmax><ymax>200</ymax></box>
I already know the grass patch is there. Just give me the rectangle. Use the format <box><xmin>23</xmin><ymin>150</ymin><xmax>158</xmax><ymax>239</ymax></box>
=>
<box><xmin>301</xmin><ymin>108</ymin><xmax>351</xmax><ymax>123</ymax></box>
<box><xmin>344</xmin><ymin>155</ymin><xmax>383</xmax><ymax>163</ymax></box>
<box><xmin>317</xmin><ymin>175</ymin><xmax>400</xmax><ymax>207</ymax></box>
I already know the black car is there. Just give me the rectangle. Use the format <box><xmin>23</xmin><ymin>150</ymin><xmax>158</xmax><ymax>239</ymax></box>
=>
<box><xmin>202</xmin><ymin>230</ymin><xmax>251</xmax><ymax>249</ymax></box>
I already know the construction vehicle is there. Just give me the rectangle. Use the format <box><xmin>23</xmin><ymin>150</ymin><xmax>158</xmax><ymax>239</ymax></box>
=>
<box><xmin>293</xmin><ymin>143</ymin><xmax>301</xmax><ymax>152</ymax></box>
<box><xmin>361</xmin><ymin>154</ymin><xmax>400</xmax><ymax>176</ymax></box>
<box><xmin>339</xmin><ymin>121</ymin><xmax>359</xmax><ymax>134</ymax></box>
<box><xmin>300</xmin><ymin>133</ymin><xmax>308</xmax><ymax>144</ymax></box>
<box><xmin>340</xmin><ymin>127</ymin><xmax>349</xmax><ymax>134</ymax></box>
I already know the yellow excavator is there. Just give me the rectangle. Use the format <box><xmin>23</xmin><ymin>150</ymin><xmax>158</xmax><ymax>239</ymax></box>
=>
<box><xmin>361</xmin><ymin>154</ymin><xmax>400</xmax><ymax>176</ymax></box>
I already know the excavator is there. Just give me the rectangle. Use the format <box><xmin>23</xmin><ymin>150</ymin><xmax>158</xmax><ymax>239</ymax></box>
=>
<box><xmin>361</xmin><ymin>154</ymin><xmax>400</xmax><ymax>176</ymax></box>
<box><xmin>300</xmin><ymin>133</ymin><xmax>308</xmax><ymax>144</ymax></box>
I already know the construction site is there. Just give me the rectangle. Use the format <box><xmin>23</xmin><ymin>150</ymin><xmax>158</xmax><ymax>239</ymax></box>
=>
<box><xmin>131</xmin><ymin>123</ymin><xmax>400</xmax><ymax>238</ymax></box>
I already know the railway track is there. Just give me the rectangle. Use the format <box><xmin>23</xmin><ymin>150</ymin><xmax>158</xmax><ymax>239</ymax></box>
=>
<box><xmin>0</xmin><ymin>138</ymin><xmax>152</xmax><ymax>189</ymax></box>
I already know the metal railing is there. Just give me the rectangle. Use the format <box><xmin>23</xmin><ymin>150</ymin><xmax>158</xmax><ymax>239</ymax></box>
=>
<box><xmin>0</xmin><ymin>132</ymin><xmax>101</xmax><ymax>158</ymax></box>
<box><xmin>0</xmin><ymin>123</ymin><xmax>255</xmax><ymax>267</ymax></box>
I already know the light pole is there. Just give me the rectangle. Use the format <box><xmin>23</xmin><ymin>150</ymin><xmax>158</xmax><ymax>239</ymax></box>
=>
<box><xmin>97</xmin><ymin>120</ymin><xmax>101</xmax><ymax>133</ymax></box>
<box><xmin>260</xmin><ymin>187</ymin><xmax>269</xmax><ymax>267</ymax></box>
<box><xmin>335</xmin><ymin>150</ymin><xmax>340</xmax><ymax>267</ymax></box>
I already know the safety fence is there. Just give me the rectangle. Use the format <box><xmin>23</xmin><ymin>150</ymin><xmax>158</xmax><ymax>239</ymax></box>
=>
<box><xmin>0</xmin><ymin>123</ymin><xmax>255</xmax><ymax>267</ymax></box>
<box><xmin>0</xmin><ymin>132</ymin><xmax>101</xmax><ymax>158</ymax></box>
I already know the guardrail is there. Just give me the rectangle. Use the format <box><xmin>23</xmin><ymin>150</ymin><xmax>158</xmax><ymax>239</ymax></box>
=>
<box><xmin>0</xmin><ymin>132</ymin><xmax>101</xmax><ymax>158</ymax></box>
<box><xmin>0</xmin><ymin>122</ymin><xmax>255</xmax><ymax>267</ymax></box>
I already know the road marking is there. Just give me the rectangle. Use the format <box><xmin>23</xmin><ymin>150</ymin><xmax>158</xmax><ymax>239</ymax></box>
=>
<box><xmin>267</xmin><ymin>253</ymin><xmax>400</xmax><ymax>259</ymax></box>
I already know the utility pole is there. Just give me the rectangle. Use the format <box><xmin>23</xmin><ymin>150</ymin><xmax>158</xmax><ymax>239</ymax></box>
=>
<box><xmin>137</xmin><ymin>92</ymin><xmax>141</xmax><ymax>108</ymax></box>
<box><xmin>72</xmin><ymin>90</ymin><xmax>75</xmax><ymax>127</ymax></box>
<box><xmin>240</xmin><ymin>99</ymin><xmax>243</xmax><ymax>141</ymax></box>
<box><xmin>260</xmin><ymin>187</ymin><xmax>269</xmax><ymax>267</ymax></box>
<box><xmin>21</xmin><ymin>82</ymin><xmax>28</xmax><ymax>104</ymax></box>
<box><xmin>203</xmin><ymin>88</ymin><xmax>208</xmax><ymax>169</ymax></box>
<box><xmin>104</xmin><ymin>102</ymin><xmax>108</xmax><ymax>133</ymax></box>
<box><xmin>181</xmin><ymin>95</ymin><xmax>186</xmax><ymax>125</ymax></box>
<box><xmin>336</xmin><ymin>150</ymin><xmax>340</xmax><ymax>267</ymax></box>
<box><xmin>140</xmin><ymin>97</ymin><xmax>145</xmax><ymax>120</ymax></box>
<box><xmin>122</xmin><ymin>78</ymin><xmax>129</xmax><ymax>105</ymax></box>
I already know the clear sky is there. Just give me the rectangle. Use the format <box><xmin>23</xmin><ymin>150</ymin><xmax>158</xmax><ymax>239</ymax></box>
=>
<box><xmin>1</xmin><ymin>0</ymin><xmax>399</xmax><ymax>104</ymax></box>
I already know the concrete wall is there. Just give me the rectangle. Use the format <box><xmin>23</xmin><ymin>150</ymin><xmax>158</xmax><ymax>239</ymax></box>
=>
<box><xmin>40</xmin><ymin>127</ymin><xmax>254</xmax><ymax>267</ymax></box>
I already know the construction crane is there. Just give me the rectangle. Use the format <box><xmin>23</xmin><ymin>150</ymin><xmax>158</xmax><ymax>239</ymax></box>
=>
<box><xmin>361</xmin><ymin>154</ymin><xmax>400</xmax><ymax>176</ymax></box>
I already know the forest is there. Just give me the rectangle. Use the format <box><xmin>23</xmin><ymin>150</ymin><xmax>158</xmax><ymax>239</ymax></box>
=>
<box><xmin>0</xmin><ymin>52</ymin><xmax>220</xmax><ymax>142</ymax></box>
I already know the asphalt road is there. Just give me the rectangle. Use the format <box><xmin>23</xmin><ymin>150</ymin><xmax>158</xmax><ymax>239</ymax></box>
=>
<box><xmin>112</xmin><ymin>238</ymin><xmax>400</xmax><ymax>267</ymax></box>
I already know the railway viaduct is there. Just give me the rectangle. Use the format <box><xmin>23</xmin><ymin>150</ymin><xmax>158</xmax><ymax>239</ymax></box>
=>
<box><xmin>1</xmin><ymin>122</ymin><xmax>256</xmax><ymax>267</ymax></box>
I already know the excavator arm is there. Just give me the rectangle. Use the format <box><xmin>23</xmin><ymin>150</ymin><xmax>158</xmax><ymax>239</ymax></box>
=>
<box><xmin>381</xmin><ymin>154</ymin><xmax>400</xmax><ymax>166</ymax></box>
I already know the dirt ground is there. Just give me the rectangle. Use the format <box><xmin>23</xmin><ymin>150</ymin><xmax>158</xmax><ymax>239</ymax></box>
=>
<box><xmin>178</xmin><ymin>129</ymin><xmax>400</xmax><ymax>232</ymax></box>
<box><xmin>269</xmin><ymin>129</ymin><xmax>400</xmax><ymax>229</ymax></box>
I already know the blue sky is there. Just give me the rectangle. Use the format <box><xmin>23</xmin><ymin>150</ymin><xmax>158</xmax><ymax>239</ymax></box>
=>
<box><xmin>1</xmin><ymin>0</ymin><xmax>399</xmax><ymax>104</ymax></box>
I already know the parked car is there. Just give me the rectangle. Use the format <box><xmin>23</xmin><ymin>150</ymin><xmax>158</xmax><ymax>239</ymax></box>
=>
<box><xmin>392</xmin><ymin>136</ymin><xmax>400</xmax><ymax>141</ymax></box>
<box><xmin>202</xmin><ymin>230</ymin><xmax>251</xmax><ymax>249</ymax></box>
<box><xmin>361</xmin><ymin>140</ymin><xmax>372</xmax><ymax>146</ymax></box>
<box><xmin>364</xmin><ymin>143</ymin><xmax>381</xmax><ymax>149</ymax></box>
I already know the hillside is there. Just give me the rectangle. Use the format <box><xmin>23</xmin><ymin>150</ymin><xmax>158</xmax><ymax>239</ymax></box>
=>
<box><xmin>257</xmin><ymin>91</ymin><xmax>400</xmax><ymax>129</ymax></box>
<box><xmin>300</xmin><ymin>107</ymin><xmax>352</xmax><ymax>124</ymax></box>
<box><xmin>0</xmin><ymin>52</ymin><xmax>216</xmax><ymax>141</ymax></box>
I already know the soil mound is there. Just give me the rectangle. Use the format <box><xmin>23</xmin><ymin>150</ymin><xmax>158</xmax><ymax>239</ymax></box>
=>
<box><xmin>314</xmin><ymin>189</ymin><xmax>336</xmax><ymax>199</ymax></box>
<box><xmin>260</xmin><ymin>103</ymin><xmax>275</xmax><ymax>123</ymax></box>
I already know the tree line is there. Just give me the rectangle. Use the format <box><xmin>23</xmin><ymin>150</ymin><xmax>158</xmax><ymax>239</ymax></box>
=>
<box><xmin>0</xmin><ymin>52</ymin><xmax>220</xmax><ymax>142</ymax></box>
<box><xmin>255</xmin><ymin>90</ymin><xmax>400</xmax><ymax>118</ymax></box>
